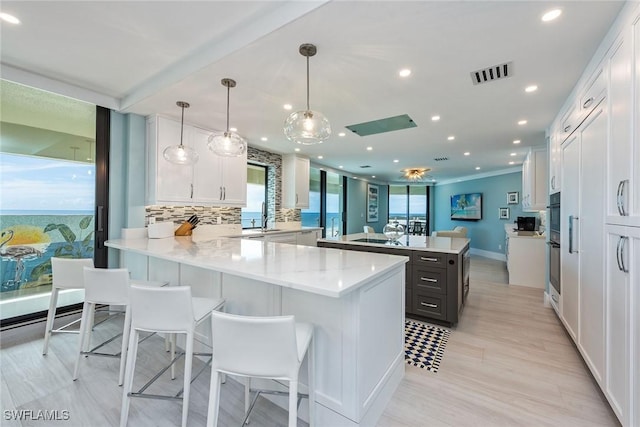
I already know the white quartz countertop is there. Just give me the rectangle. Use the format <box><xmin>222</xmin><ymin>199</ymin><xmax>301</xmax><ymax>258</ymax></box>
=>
<box><xmin>318</xmin><ymin>233</ymin><xmax>470</xmax><ymax>254</ymax></box>
<box><xmin>235</xmin><ymin>226</ymin><xmax>322</xmax><ymax>237</ymax></box>
<box><xmin>106</xmin><ymin>236</ymin><xmax>407</xmax><ymax>298</ymax></box>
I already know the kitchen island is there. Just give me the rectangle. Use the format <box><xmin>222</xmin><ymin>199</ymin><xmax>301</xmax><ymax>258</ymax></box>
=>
<box><xmin>318</xmin><ymin>233</ymin><xmax>470</xmax><ymax>326</ymax></box>
<box><xmin>106</xmin><ymin>235</ymin><xmax>408</xmax><ymax>427</ymax></box>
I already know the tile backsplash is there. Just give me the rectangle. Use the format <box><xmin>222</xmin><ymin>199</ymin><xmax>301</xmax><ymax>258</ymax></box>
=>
<box><xmin>145</xmin><ymin>146</ymin><xmax>301</xmax><ymax>226</ymax></box>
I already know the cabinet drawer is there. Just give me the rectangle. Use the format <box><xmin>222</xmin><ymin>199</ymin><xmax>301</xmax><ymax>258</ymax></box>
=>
<box><xmin>412</xmin><ymin>251</ymin><xmax>446</xmax><ymax>267</ymax></box>
<box><xmin>413</xmin><ymin>293</ymin><xmax>447</xmax><ymax>320</ymax></box>
<box><xmin>579</xmin><ymin>68</ymin><xmax>606</xmax><ymax>117</ymax></box>
<box><xmin>413</xmin><ymin>266</ymin><xmax>446</xmax><ymax>294</ymax></box>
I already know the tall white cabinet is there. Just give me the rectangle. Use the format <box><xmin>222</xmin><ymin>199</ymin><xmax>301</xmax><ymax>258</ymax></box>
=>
<box><xmin>282</xmin><ymin>154</ymin><xmax>310</xmax><ymax>209</ymax></box>
<box><xmin>552</xmin><ymin>4</ymin><xmax>640</xmax><ymax>426</ymax></box>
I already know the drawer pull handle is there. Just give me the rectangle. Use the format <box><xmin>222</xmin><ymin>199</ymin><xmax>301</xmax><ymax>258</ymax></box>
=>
<box><xmin>583</xmin><ymin>97</ymin><xmax>594</xmax><ymax>109</ymax></box>
<box><xmin>563</xmin><ymin>125</ymin><xmax>571</xmax><ymax>133</ymax></box>
<box><xmin>420</xmin><ymin>257</ymin><xmax>438</xmax><ymax>262</ymax></box>
<box><xmin>420</xmin><ymin>302</ymin><xmax>438</xmax><ymax>308</ymax></box>
<box><xmin>420</xmin><ymin>277</ymin><xmax>438</xmax><ymax>283</ymax></box>
<box><xmin>551</xmin><ymin>294</ymin><xmax>559</xmax><ymax>303</ymax></box>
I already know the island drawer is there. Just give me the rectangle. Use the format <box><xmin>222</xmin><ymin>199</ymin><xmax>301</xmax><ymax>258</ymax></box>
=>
<box><xmin>413</xmin><ymin>293</ymin><xmax>447</xmax><ymax>320</ymax></box>
<box><xmin>412</xmin><ymin>251</ymin><xmax>446</xmax><ymax>268</ymax></box>
<box><xmin>413</xmin><ymin>266</ymin><xmax>446</xmax><ymax>294</ymax></box>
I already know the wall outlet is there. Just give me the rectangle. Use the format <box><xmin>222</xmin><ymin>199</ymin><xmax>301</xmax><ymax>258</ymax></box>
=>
<box><xmin>216</xmin><ymin>216</ymin><xmax>222</xmax><ymax>225</ymax></box>
<box><xmin>148</xmin><ymin>217</ymin><xmax>156</xmax><ymax>225</ymax></box>
<box><xmin>285</xmin><ymin>217</ymin><xmax>288</xmax><ymax>222</ymax></box>
<box><xmin>498</xmin><ymin>244</ymin><xmax>502</xmax><ymax>250</ymax></box>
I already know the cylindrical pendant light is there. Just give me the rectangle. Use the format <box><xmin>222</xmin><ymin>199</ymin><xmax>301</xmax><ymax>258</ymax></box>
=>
<box><xmin>163</xmin><ymin>101</ymin><xmax>199</xmax><ymax>165</ymax></box>
<box><xmin>284</xmin><ymin>43</ymin><xmax>331</xmax><ymax>145</ymax></box>
<box><xmin>208</xmin><ymin>78</ymin><xmax>247</xmax><ymax>157</ymax></box>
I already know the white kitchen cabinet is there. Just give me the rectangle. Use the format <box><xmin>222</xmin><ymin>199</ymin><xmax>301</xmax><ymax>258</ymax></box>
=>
<box><xmin>191</xmin><ymin>126</ymin><xmax>247</xmax><ymax>206</ymax></box>
<box><xmin>146</xmin><ymin>115</ymin><xmax>195</xmax><ymax>204</ymax></box>
<box><xmin>264</xmin><ymin>232</ymin><xmax>298</xmax><ymax>244</ymax></box>
<box><xmin>548</xmin><ymin>123</ymin><xmax>561</xmax><ymax>194</ymax></box>
<box><xmin>147</xmin><ymin>115</ymin><xmax>247</xmax><ymax>206</ymax></box>
<box><xmin>607</xmin><ymin>22</ymin><xmax>640</xmax><ymax>228</ymax></box>
<box><xmin>561</xmin><ymin>92</ymin><xmax>608</xmax><ymax>386</ymax></box>
<box><xmin>604</xmin><ymin>225</ymin><xmax>638</xmax><ymax>427</ymax></box>
<box><xmin>296</xmin><ymin>229</ymin><xmax>321</xmax><ymax>246</ymax></box>
<box><xmin>521</xmin><ymin>147</ymin><xmax>547</xmax><ymax>211</ymax></box>
<box><xmin>282</xmin><ymin>154</ymin><xmax>310</xmax><ymax>208</ymax></box>
<box><xmin>505</xmin><ymin>232</ymin><xmax>545</xmax><ymax>288</ymax></box>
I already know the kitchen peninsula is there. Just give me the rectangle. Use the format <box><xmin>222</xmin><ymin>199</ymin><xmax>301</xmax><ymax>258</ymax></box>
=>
<box><xmin>106</xmin><ymin>235</ymin><xmax>407</xmax><ymax>427</ymax></box>
<box><xmin>318</xmin><ymin>233</ymin><xmax>470</xmax><ymax>325</ymax></box>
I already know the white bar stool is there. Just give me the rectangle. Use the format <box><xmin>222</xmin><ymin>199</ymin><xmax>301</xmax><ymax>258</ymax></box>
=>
<box><xmin>73</xmin><ymin>267</ymin><xmax>132</xmax><ymax>385</ymax></box>
<box><xmin>206</xmin><ymin>311</ymin><xmax>315</xmax><ymax>427</ymax></box>
<box><xmin>120</xmin><ymin>284</ymin><xmax>225</xmax><ymax>427</ymax></box>
<box><xmin>42</xmin><ymin>257</ymin><xmax>94</xmax><ymax>355</ymax></box>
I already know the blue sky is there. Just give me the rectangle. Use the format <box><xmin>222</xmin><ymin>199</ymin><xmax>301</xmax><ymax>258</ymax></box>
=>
<box><xmin>0</xmin><ymin>153</ymin><xmax>95</xmax><ymax>212</ymax></box>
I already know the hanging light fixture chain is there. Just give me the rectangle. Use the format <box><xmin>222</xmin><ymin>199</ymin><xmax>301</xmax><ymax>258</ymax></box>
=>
<box><xmin>226</xmin><ymin>83</ymin><xmax>230</xmax><ymax>133</ymax></box>
<box><xmin>306</xmin><ymin>54</ymin><xmax>310</xmax><ymax>111</ymax></box>
<box><xmin>180</xmin><ymin>104</ymin><xmax>185</xmax><ymax>147</ymax></box>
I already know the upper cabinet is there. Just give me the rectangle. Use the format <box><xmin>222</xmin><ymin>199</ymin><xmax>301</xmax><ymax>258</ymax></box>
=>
<box><xmin>146</xmin><ymin>115</ymin><xmax>247</xmax><ymax>206</ymax></box>
<box><xmin>282</xmin><ymin>154</ymin><xmax>310</xmax><ymax>208</ymax></box>
<box><xmin>521</xmin><ymin>147</ymin><xmax>547</xmax><ymax>212</ymax></box>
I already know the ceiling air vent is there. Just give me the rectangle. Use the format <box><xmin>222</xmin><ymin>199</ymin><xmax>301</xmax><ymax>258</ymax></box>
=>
<box><xmin>470</xmin><ymin>61</ymin><xmax>513</xmax><ymax>85</ymax></box>
<box><xmin>433</xmin><ymin>157</ymin><xmax>449</xmax><ymax>162</ymax></box>
<box><xmin>359</xmin><ymin>165</ymin><xmax>372</xmax><ymax>168</ymax></box>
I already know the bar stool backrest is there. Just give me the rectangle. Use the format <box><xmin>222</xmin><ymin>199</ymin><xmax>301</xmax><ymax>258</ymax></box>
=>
<box><xmin>51</xmin><ymin>257</ymin><xmax>94</xmax><ymax>290</ymax></box>
<box><xmin>83</xmin><ymin>267</ymin><xmax>130</xmax><ymax>306</ymax></box>
<box><xmin>210</xmin><ymin>311</ymin><xmax>299</xmax><ymax>379</ymax></box>
<box><xmin>129</xmin><ymin>285</ymin><xmax>194</xmax><ymax>333</ymax></box>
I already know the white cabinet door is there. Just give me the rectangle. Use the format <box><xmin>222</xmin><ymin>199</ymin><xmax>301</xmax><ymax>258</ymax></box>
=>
<box><xmin>548</xmin><ymin>125</ymin><xmax>561</xmax><ymax>194</ymax></box>
<box><xmin>605</xmin><ymin>224</ymin><xmax>638</xmax><ymax>426</ymax></box>
<box><xmin>147</xmin><ymin>116</ymin><xmax>194</xmax><ymax>205</ymax></box>
<box><xmin>522</xmin><ymin>147</ymin><xmax>547</xmax><ymax>211</ymax></box>
<box><xmin>191</xmin><ymin>126</ymin><xmax>247</xmax><ymax>206</ymax></box>
<box><xmin>577</xmin><ymin>103</ymin><xmax>607</xmax><ymax>386</ymax></box>
<box><xmin>265</xmin><ymin>232</ymin><xmax>298</xmax><ymax>244</ymax></box>
<box><xmin>607</xmin><ymin>31</ymin><xmax>636</xmax><ymax>226</ymax></box>
<box><xmin>282</xmin><ymin>155</ymin><xmax>310</xmax><ymax>208</ymax></box>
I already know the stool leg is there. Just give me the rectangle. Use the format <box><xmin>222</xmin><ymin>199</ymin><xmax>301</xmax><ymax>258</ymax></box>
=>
<box><xmin>206</xmin><ymin>370</ymin><xmax>221</xmax><ymax>427</ymax></box>
<box><xmin>85</xmin><ymin>303</ymin><xmax>96</xmax><ymax>352</ymax></box>
<box><xmin>73</xmin><ymin>302</ymin><xmax>92</xmax><ymax>381</ymax></box>
<box><xmin>244</xmin><ymin>377</ymin><xmax>251</xmax><ymax>424</ymax></box>
<box><xmin>42</xmin><ymin>287</ymin><xmax>60</xmax><ymax>355</ymax></box>
<box><xmin>307</xmin><ymin>339</ymin><xmax>315</xmax><ymax>427</ymax></box>
<box><xmin>288</xmin><ymin>376</ymin><xmax>298</xmax><ymax>427</ymax></box>
<box><xmin>170</xmin><ymin>333</ymin><xmax>176</xmax><ymax>380</ymax></box>
<box><xmin>120</xmin><ymin>329</ymin><xmax>139</xmax><ymax>427</ymax></box>
<box><xmin>181</xmin><ymin>331</ymin><xmax>194</xmax><ymax>427</ymax></box>
<box><xmin>118</xmin><ymin>306</ymin><xmax>132</xmax><ymax>386</ymax></box>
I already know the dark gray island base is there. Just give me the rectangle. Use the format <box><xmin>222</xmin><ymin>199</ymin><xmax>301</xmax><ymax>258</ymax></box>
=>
<box><xmin>318</xmin><ymin>233</ymin><xmax>470</xmax><ymax>326</ymax></box>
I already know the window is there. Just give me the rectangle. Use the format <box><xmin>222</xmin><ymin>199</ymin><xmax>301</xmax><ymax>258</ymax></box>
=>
<box><xmin>301</xmin><ymin>168</ymin><xmax>321</xmax><ymax>227</ymax></box>
<box><xmin>241</xmin><ymin>163</ymin><xmax>267</xmax><ymax>229</ymax></box>
<box><xmin>388</xmin><ymin>185</ymin><xmax>429</xmax><ymax>235</ymax></box>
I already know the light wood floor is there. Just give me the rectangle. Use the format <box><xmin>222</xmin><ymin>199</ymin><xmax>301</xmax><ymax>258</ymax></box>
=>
<box><xmin>0</xmin><ymin>257</ymin><xmax>618</xmax><ymax>426</ymax></box>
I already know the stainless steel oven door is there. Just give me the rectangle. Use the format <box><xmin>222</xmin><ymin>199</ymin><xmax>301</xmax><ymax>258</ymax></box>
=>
<box><xmin>548</xmin><ymin>240</ymin><xmax>560</xmax><ymax>294</ymax></box>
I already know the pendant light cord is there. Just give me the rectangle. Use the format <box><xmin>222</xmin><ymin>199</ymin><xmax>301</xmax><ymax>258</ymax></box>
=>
<box><xmin>179</xmin><ymin>104</ymin><xmax>185</xmax><ymax>148</ymax></box>
<box><xmin>306</xmin><ymin>55</ymin><xmax>310</xmax><ymax>111</ymax></box>
<box><xmin>226</xmin><ymin>84</ymin><xmax>230</xmax><ymax>133</ymax></box>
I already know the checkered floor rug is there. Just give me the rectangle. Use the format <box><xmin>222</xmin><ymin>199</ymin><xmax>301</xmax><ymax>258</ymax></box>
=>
<box><xmin>404</xmin><ymin>320</ymin><xmax>451</xmax><ymax>373</ymax></box>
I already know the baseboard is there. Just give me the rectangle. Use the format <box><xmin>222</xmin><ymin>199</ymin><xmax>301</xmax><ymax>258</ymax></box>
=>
<box><xmin>469</xmin><ymin>248</ymin><xmax>506</xmax><ymax>262</ymax></box>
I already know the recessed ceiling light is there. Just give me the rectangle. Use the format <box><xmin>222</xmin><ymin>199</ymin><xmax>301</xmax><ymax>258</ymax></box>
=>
<box><xmin>475</xmin><ymin>167</ymin><xmax>481</xmax><ymax>170</ymax></box>
<box><xmin>399</xmin><ymin>69</ymin><xmax>411</xmax><ymax>77</ymax></box>
<box><xmin>447</xmin><ymin>136</ymin><xmax>455</xmax><ymax>141</ymax></box>
<box><xmin>294</xmin><ymin>148</ymin><xmax>301</xmax><ymax>152</ymax></box>
<box><xmin>393</xmin><ymin>159</ymin><xmax>399</xmax><ymax>163</ymax></box>
<box><xmin>510</xmin><ymin>152</ymin><xmax>517</xmax><ymax>156</ymax></box>
<box><xmin>372</xmin><ymin>175</ymin><xmax>376</xmax><ymax>178</ymax></box>
<box><xmin>525</xmin><ymin>85</ymin><xmax>538</xmax><ymax>93</ymax></box>
<box><xmin>317</xmin><ymin>155</ymin><xmax>323</xmax><ymax>159</ymax></box>
<box><xmin>509</xmin><ymin>161</ymin><xmax>515</xmax><ymax>165</ymax></box>
<box><xmin>464</xmin><ymin>152</ymin><xmax>470</xmax><ymax>156</ymax></box>
<box><xmin>338</xmin><ymin>132</ymin><xmax>346</xmax><ymax>137</ymax></box>
<box><xmin>542</xmin><ymin>9</ymin><xmax>562</xmax><ymax>22</ymax></box>
<box><xmin>229</xmin><ymin>127</ymin><xmax>238</xmax><ymax>132</ymax></box>
<box><xmin>366</xmin><ymin>147</ymin><xmax>373</xmax><ymax>151</ymax></box>
<box><xmin>431</xmin><ymin>115</ymin><xmax>440</xmax><ymax>121</ymax></box>
<box><xmin>339</xmin><ymin>165</ymin><xmax>344</xmax><ymax>169</ymax></box>
<box><xmin>0</xmin><ymin>12</ymin><xmax>20</xmax><ymax>24</ymax></box>
<box><xmin>518</xmin><ymin>120</ymin><xmax>527</xmax><ymax>125</ymax></box>
<box><xmin>513</xmin><ymin>139</ymin><xmax>521</xmax><ymax>144</ymax></box>
<box><xmin>260</xmin><ymin>137</ymin><xmax>268</xmax><ymax>141</ymax></box>
<box><xmin>283</xmin><ymin>104</ymin><xmax>293</xmax><ymax>110</ymax></box>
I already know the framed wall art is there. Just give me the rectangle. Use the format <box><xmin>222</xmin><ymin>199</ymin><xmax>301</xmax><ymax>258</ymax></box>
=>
<box><xmin>367</xmin><ymin>184</ymin><xmax>379</xmax><ymax>222</ymax></box>
<box><xmin>499</xmin><ymin>207</ymin><xmax>510</xmax><ymax>219</ymax></box>
<box><xmin>507</xmin><ymin>191</ymin><xmax>519</xmax><ymax>204</ymax></box>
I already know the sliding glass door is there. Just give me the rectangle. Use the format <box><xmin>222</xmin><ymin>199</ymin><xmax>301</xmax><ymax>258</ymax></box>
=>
<box><xmin>302</xmin><ymin>167</ymin><xmax>346</xmax><ymax>237</ymax></box>
<box><xmin>388</xmin><ymin>184</ymin><xmax>429</xmax><ymax>235</ymax></box>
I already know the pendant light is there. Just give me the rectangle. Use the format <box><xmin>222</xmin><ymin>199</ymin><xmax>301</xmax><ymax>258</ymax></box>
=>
<box><xmin>163</xmin><ymin>101</ymin><xmax>199</xmax><ymax>165</ymax></box>
<box><xmin>284</xmin><ymin>43</ymin><xmax>331</xmax><ymax>145</ymax></box>
<box><xmin>208</xmin><ymin>78</ymin><xmax>247</xmax><ymax>157</ymax></box>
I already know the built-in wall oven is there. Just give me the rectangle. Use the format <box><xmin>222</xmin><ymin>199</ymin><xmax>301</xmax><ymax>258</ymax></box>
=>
<box><xmin>548</xmin><ymin>192</ymin><xmax>561</xmax><ymax>300</ymax></box>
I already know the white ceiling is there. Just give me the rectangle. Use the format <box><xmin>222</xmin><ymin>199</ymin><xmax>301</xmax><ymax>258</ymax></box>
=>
<box><xmin>0</xmin><ymin>1</ymin><xmax>625</xmax><ymax>183</ymax></box>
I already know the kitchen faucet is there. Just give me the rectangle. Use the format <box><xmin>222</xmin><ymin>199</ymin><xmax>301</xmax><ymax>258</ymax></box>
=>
<box><xmin>261</xmin><ymin>202</ymin><xmax>268</xmax><ymax>231</ymax></box>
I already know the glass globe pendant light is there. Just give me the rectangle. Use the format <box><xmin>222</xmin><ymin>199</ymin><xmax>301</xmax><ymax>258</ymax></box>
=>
<box><xmin>163</xmin><ymin>101</ymin><xmax>199</xmax><ymax>165</ymax></box>
<box><xmin>284</xmin><ymin>43</ymin><xmax>331</xmax><ymax>145</ymax></box>
<box><xmin>208</xmin><ymin>78</ymin><xmax>247</xmax><ymax>157</ymax></box>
